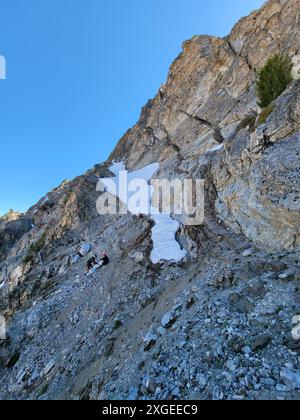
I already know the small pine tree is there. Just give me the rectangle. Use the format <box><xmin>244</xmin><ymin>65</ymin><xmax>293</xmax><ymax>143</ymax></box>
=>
<box><xmin>256</xmin><ymin>54</ymin><xmax>293</xmax><ymax>108</ymax></box>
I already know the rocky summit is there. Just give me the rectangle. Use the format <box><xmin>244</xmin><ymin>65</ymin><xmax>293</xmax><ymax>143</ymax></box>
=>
<box><xmin>1</xmin><ymin>0</ymin><xmax>300</xmax><ymax>401</ymax></box>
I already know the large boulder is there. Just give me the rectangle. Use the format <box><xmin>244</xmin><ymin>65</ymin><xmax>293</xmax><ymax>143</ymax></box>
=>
<box><xmin>79</xmin><ymin>242</ymin><xmax>92</xmax><ymax>257</ymax></box>
<box><xmin>280</xmin><ymin>369</ymin><xmax>300</xmax><ymax>390</ymax></box>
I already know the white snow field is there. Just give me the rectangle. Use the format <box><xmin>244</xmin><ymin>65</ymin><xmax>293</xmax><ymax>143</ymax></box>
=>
<box><xmin>100</xmin><ymin>162</ymin><xmax>186</xmax><ymax>264</ymax></box>
<box><xmin>150</xmin><ymin>213</ymin><xmax>186</xmax><ymax>264</ymax></box>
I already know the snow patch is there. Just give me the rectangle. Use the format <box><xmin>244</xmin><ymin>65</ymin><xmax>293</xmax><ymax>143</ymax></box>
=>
<box><xmin>150</xmin><ymin>213</ymin><xmax>186</xmax><ymax>264</ymax></box>
<box><xmin>103</xmin><ymin>162</ymin><xmax>186</xmax><ymax>264</ymax></box>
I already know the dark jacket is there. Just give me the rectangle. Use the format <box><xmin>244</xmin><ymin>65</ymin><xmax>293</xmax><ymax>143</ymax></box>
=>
<box><xmin>87</xmin><ymin>256</ymin><xmax>97</xmax><ymax>270</ymax></box>
<box><xmin>100</xmin><ymin>254</ymin><xmax>109</xmax><ymax>266</ymax></box>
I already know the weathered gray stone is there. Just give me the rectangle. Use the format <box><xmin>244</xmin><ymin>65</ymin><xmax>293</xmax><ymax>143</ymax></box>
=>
<box><xmin>72</xmin><ymin>254</ymin><xmax>80</xmax><ymax>265</ymax></box>
<box><xmin>197</xmin><ymin>374</ymin><xmax>208</xmax><ymax>390</ymax></box>
<box><xmin>242</xmin><ymin>346</ymin><xmax>252</xmax><ymax>355</ymax></box>
<box><xmin>280</xmin><ymin>369</ymin><xmax>300</xmax><ymax>390</ymax></box>
<box><xmin>292</xmin><ymin>56</ymin><xmax>300</xmax><ymax>80</ymax></box>
<box><xmin>43</xmin><ymin>360</ymin><xmax>56</xmax><ymax>376</ymax></box>
<box><xmin>292</xmin><ymin>315</ymin><xmax>300</xmax><ymax>325</ymax></box>
<box><xmin>229</xmin><ymin>294</ymin><xmax>254</xmax><ymax>314</ymax></box>
<box><xmin>129</xmin><ymin>252</ymin><xmax>144</xmax><ymax>264</ymax></box>
<box><xmin>16</xmin><ymin>368</ymin><xmax>27</xmax><ymax>384</ymax></box>
<box><xmin>250</xmin><ymin>334</ymin><xmax>272</xmax><ymax>352</ymax></box>
<box><xmin>79</xmin><ymin>242</ymin><xmax>92</xmax><ymax>257</ymax></box>
<box><xmin>242</xmin><ymin>249</ymin><xmax>253</xmax><ymax>258</ymax></box>
<box><xmin>161</xmin><ymin>304</ymin><xmax>183</xmax><ymax>329</ymax></box>
<box><xmin>58</xmin><ymin>256</ymin><xmax>71</xmax><ymax>275</ymax></box>
<box><xmin>292</xmin><ymin>324</ymin><xmax>300</xmax><ymax>341</ymax></box>
<box><xmin>276</xmin><ymin>383</ymin><xmax>290</xmax><ymax>393</ymax></box>
<box><xmin>143</xmin><ymin>330</ymin><xmax>157</xmax><ymax>352</ymax></box>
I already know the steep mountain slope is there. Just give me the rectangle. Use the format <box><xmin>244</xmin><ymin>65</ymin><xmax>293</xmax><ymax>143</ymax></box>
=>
<box><xmin>1</xmin><ymin>0</ymin><xmax>300</xmax><ymax>400</ymax></box>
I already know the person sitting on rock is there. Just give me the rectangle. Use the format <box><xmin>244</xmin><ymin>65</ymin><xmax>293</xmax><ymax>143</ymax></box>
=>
<box><xmin>99</xmin><ymin>250</ymin><xmax>109</xmax><ymax>267</ymax></box>
<box><xmin>86</xmin><ymin>255</ymin><xmax>97</xmax><ymax>273</ymax></box>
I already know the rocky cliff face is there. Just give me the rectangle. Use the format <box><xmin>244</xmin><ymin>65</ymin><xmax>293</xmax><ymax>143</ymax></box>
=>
<box><xmin>0</xmin><ymin>211</ymin><xmax>33</xmax><ymax>265</ymax></box>
<box><xmin>1</xmin><ymin>0</ymin><xmax>300</xmax><ymax>400</ymax></box>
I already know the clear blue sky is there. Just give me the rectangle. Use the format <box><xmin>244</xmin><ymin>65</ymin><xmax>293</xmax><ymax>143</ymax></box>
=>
<box><xmin>0</xmin><ymin>0</ymin><xmax>264</xmax><ymax>216</ymax></box>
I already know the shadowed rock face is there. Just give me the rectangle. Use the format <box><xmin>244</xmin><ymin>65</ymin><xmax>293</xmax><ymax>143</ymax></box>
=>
<box><xmin>0</xmin><ymin>214</ymin><xmax>33</xmax><ymax>264</ymax></box>
<box><xmin>1</xmin><ymin>0</ymin><xmax>300</xmax><ymax>401</ymax></box>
